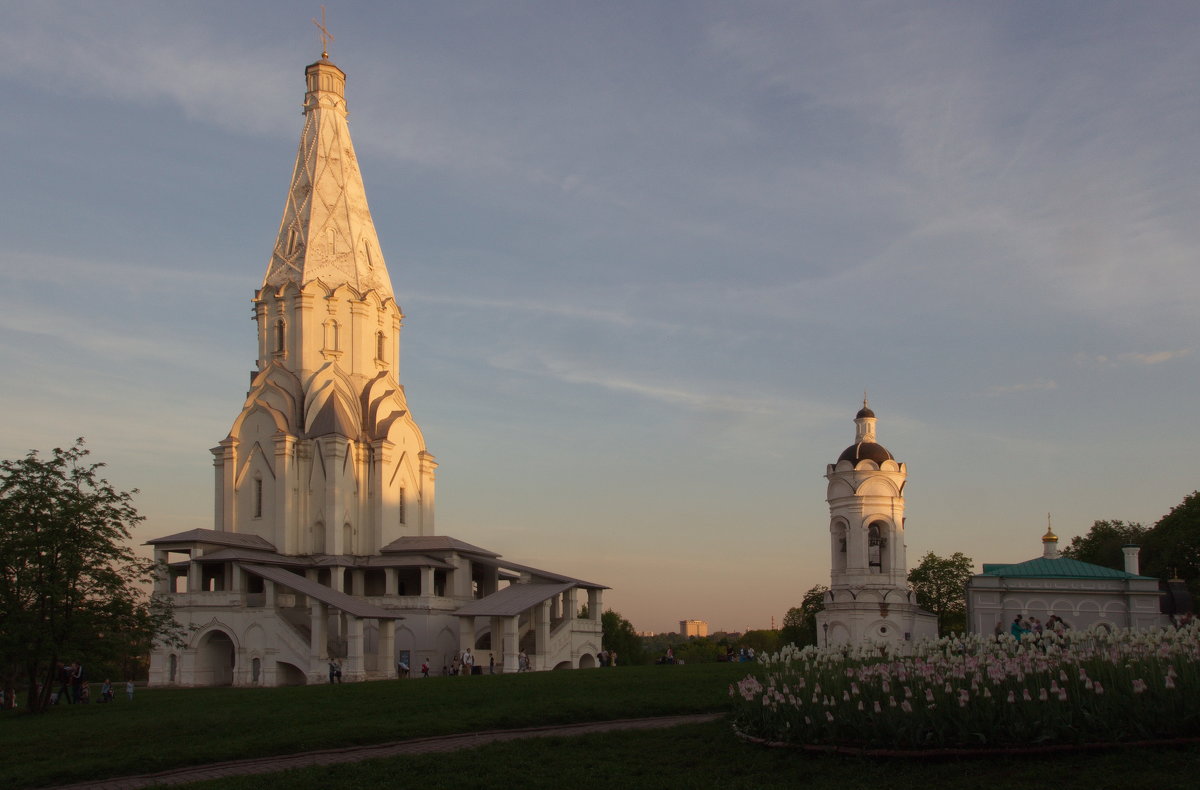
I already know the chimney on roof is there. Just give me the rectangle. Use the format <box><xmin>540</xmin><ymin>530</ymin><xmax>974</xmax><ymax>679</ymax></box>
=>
<box><xmin>1122</xmin><ymin>544</ymin><xmax>1141</xmax><ymax>575</ymax></box>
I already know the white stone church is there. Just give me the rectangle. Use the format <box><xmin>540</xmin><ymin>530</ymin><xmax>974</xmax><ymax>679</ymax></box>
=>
<box><xmin>147</xmin><ymin>54</ymin><xmax>604</xmax><ymax>687</ymax></box>
<box><xmin>815</xmin><ymin>403</ymin><xmax>938</xmax><ymax>649</ymax></box>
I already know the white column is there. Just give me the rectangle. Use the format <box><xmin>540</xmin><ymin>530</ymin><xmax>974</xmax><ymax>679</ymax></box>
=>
<box><xmin>504</xmin><ymin>616</ymin><xmax>520</xmax><ymax>673</ymax></box>
<box><xmin>214</xmin><ymin>439</ymin><xmax>237</xmax><ymax>532</ymax></box>
<box><xmin>310</xmin><ymin>602</ymin><xmax>327</xmax><ymax>665</ymax></box>
<box><xmin>153</xmin><ymin>549</ymin><xmax>171</xmax><ymax>595</ymax></box>
<box><xmin>536</xmin><ymin>601</ymin><xmax>550</xmax><ymax>658</ymax></box>
<box><xmin>345</xmin><ymin>616</ymin><xmax>364</xmax><ymax>681</ymax></box>
<box><xmin>380</xmin><ymin>619</ymin><xmax>396</xmax><ymax>676</ymax></box>
<box><xmin>274</xmin><ymin>433</ymin><xmax>296</xmax><ymax>553</ymax></box>
<box><xmin>459</xmin><ymin>616</ymin><xmax>475</xmax><ymax>653</ymax></box>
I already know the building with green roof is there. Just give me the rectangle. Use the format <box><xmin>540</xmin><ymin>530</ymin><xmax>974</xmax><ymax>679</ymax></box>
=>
<box><xmin>966</xmin><ymin>527</ymin><xmax>1167</xmax><ymax>634</ymax></box>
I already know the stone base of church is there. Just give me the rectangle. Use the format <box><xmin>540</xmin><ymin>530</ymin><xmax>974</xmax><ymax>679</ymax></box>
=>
<box><xmin>149</xmin><ymin>592</ymin><xmax>604</xmax><ymax>687</ymax></box>
<box><xmin>816</xmin><ymin>600</ymin><xmax>938</xmax><ymax>654</ymax></box>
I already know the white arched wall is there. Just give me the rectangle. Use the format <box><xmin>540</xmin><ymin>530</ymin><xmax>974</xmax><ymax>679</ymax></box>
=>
<box><xmin>192</xmin><ymin>625</ymin><xmax>239</xmax><ymax>687</ymax></box>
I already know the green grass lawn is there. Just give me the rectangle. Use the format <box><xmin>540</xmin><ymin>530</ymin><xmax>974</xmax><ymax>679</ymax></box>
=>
<box><xmin>182</xmin><ymin>719</ymin><xmax>1200</xmax><ymax>790</ymax></box>
<box><xmin>3</xmin><ymin>663</ymin><xmax>1197</xmax><ymax>789</ymax></box>
<box><xmin>0</xmin><ymin>663</ymin><xmax>744</xmax><ymax>788</ymax></box>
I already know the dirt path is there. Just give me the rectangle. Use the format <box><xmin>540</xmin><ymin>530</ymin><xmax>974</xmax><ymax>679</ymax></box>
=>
<box><xmin>50</xmin><ymin>713</ymin><xmax>724</xmax><ymax>789</ymax></box>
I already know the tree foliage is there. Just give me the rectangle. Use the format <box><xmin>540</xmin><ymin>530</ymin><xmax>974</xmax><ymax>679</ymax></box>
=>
<box><xmin>780</xmin><ymin>584</ymin><xmax>828</xmax><ymax>647</ymax></box>
<box><xmin>1062</xmin><ymin>494</ymin><xmax>1200</xmax><ymax>597</ymax></box>
<box><xmin>737</xmin><ymin>629</ymin><xmax>781</xmax><ymax>657</ymax></box>
<box><xmin>0</xmin><ymin>441</ymin><xmax>183</xmax><ymax>712</ymax></box>
<box><xmin>1145</xmin><ymin>491</ymin><xmax>1200</xmax><ymax>595</ymax></box>
<box><xmin>1060</xmin><ymin>520</ymin><xmax>1150</xmax><ymax>569</ymax></box>
<box><xmin>907</xmin><ymin>551</ymin><xmax>974</xmax><ymax>636</ymax></box>
<box><xmin>601</xmin><ymin>609</ymin><xmax>646</xmax><ymax>665</ymax></box>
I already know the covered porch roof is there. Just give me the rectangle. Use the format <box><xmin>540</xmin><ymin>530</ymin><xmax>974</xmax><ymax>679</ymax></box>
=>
<box><xmin>453</xmin><ymin>582</ymin><xmax>576</xmax><ymax>618</ymax></box>
<box><xmin>241</xmin><ymin>563</ymin><xmax>404</xmax><ymax>620</ymax></box>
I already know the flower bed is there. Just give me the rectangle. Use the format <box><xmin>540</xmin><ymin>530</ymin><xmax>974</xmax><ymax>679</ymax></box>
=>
<box><xmin>730</xmin><ymin>623</ymin><xmax>1200</xmax><ymax>750</ymax></box>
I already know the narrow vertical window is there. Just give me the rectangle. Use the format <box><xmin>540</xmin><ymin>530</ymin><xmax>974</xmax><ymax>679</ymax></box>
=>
<box><xmin>398</xmin><ymin>487</ymin><xmax>406</xmax><ymax>525</ymax></box>
<box><xmin>868</xmin><ymin>523</ymin><xmax>882</xmax><ymax>572</ymax></box>
<box><xmin>323</xmin><ymin>320</ymin><xmax>340</xmax><ymax>351</ymax></box>
<box><xmin>254</xmin><ymin>478</ymin><xmax>264</xmax><ymax>518</ymax></box>
<box><xmin>274</xmin><ymin>319</ymin><xmax>286</xmax><ymax>354</ymax></box>
<box><xmin>376</xmin><ymin>331</ymin><xmax>386</xmax><ymax>363</ymax></box>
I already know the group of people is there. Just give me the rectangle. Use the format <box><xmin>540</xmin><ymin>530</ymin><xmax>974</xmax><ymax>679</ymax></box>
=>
<box><xmin>597</xmin><ymin>649</ymin><xmax>618</xmax><ymax>666</ymax></box>
<box><xmin>46</xmin><ymin>661</ymin><xmax>133</xmax><ymax>705</ymax></box>
<box><xmin>447</xmin><ymin>648</ymin><xmax>476</xmax><ymax>676</ymax></box>
<box><xmin>1001</xmin><ymin>614</ymin><xmax>1072</xmax><ymax>641</ymax></box>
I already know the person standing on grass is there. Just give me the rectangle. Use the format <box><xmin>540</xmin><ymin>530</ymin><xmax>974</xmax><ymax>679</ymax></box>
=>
<box><xmin>58</xmin><ymin>662</ymin><xmax>74</xmax><ymax>704</ymax></box>
<box><xmin>126</xmin><ymin>680</ymin><xmax>134</xmax><ymax>701</ymax></box>
<box><xmin>72</xmin><ymin>661</ymin><xmax>86</xmax><ymax>704</ymax></box>
<box><xmin>489</xmin><ymin>654</ymin><xmax>495</xmax><ymax>674</ymax></box>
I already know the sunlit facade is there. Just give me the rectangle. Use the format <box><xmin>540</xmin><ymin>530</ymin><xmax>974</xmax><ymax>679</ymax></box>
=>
<box><xmin>147</xmin><ymin>54</ymin><xmax>604</xmax><ymax>686</ymax></box>
<box><xmin>815</xmin><ymin>402</ymin><xmax>937</xmax><ymax>649</ymax></box>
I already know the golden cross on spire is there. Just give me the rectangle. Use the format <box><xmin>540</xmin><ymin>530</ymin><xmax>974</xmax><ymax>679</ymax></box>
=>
<box><xmin>312</xmin><ymin>5</ymin><xmax>334</xmax><ymax>59</ymax></box>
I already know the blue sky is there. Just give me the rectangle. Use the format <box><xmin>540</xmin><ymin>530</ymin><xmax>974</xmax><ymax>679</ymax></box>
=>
<box><xmin>1</xmin><ymin>2</ymin><xmax>1197</xmax><ymax>634</ymax></box>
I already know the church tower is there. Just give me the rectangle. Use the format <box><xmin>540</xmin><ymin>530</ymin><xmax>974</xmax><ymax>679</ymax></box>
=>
<box><xmin>147</xmin><ymin>48</ymin><xmax>606</xmax><ymax>688</ymax></box>
<box><xmin>212</xmin><ymin>54</ymin><xmax>436</xmax><ymax>558</ymax></box>
<box><xmin>815</xmin><ymin>400</ymin><xmax>937</xmax><ymax>648</ymax></box>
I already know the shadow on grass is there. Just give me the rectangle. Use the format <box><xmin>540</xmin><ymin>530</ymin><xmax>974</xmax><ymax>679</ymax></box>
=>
<box><xmin>177</xmin><ymin>719</ymin><xmax>1200</xmax><ymax>790</ymax></box>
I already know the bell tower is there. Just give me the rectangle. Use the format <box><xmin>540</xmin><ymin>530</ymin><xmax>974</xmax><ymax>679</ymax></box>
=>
<box><xmin>815</xmin><ymin>400</ymin><xmax>937</xmax><ymax>648</ymax></box>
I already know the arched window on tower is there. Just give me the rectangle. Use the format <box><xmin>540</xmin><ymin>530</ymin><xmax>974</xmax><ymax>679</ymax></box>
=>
<box><xmin>376</xmin><ymin>331</ymin><xmax>387</xmax><ymax>364</ymax></box>
<box><xmin>323</xmin><ymin>320</ymin><xmax>340</xmax><ymax>352</ymax></box>
<box><xmin>398</xmin><ymin>486</ymin><xmax>406</xmax><ymax>525</ymax></box>
<box><xmin>832</xmin><ymin>520</ymin><xmax>848</xmax><ymax>572</ymax></box>
<box><xmin>253</xmin><ymin>477</ymin><xmax>263</xmax><ymax>519</ymax></box>
<box><xmin>868</xmin><ymin>523</ymin><xmax>883</xmax><ymax>573</ymax></box>
<box><xmin>274</xmin><ymin>319</ymin><xmax>286</xmax><ymax>355</ymax></box>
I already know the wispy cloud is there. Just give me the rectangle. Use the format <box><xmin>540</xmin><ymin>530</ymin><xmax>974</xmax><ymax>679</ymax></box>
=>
<box><xmin>1074</xmin><ymin>349</ymin><xmax>1192</xmax><ymax>368</ymax></box>
<box><xmin>489</xmin><ymin>349</ymin><xmax>776</xmax><ymax>415</ymax></box>
<box><xmin>0</xmin><ymin>5</ymin><xmax>293</xmax><ymax>137</ymax></box>
<box><xmin>0</xmin><ymin>252</ymin><xmax>243</xmax><ymax>294</ymax></box>
<box><xmin>408</xmin><ymin>290</ymin><xmax>690</xmax><ymax>334</ymax></box>
<box><xmin>985</xmin><ymin>379</ymin><xmax>1059</xmax><ymax>396</ymax></box>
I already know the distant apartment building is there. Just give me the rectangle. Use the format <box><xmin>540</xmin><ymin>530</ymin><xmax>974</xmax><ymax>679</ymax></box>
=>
<box><xmin>679</xmin><ymin>619</ymin><xmax>709</xmax><ymax>637</ymax></box>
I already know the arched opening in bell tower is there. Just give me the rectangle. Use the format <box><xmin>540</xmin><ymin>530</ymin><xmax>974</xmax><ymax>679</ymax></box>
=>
<box><xmin>868</xmin><ymin>522</ymin><xmax>888</xmax><ymax>574</ymax></box>
<box><xmin>832</xmin><ymin>519</ymin><xmax>848</xmax><ymax>572</ymax></box>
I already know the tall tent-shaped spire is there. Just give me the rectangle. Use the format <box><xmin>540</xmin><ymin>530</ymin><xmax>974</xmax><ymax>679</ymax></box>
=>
<box><xmin>220</xmin><ymin>54</ymin><xmax>435</xmax><ymax>557</ymax></box>
<box><xmin>263</xmin><ymin>57</ymin><xmax>393</xmax><ymax>298</ymax></box>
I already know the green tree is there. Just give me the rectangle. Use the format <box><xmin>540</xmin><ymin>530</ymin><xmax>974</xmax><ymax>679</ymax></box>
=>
<box><xmin>1146</xmin><ymin>491</ymin><xmax>1200</xmax><ymax>596</ymax></box>
<box><xmin>780</xmin><ymin>584</ymin><xmax>828</xmax><ymax>647</ymax></box>
<box><xmin>907</xmin><ymin>551</ymin><xmax>974</xmax><ymax>636</ymax></box>
<box><xmin>737</xmin><ymin>629</ymin><xmax>781</xmax><ymax>657</ymax></box>
<box><xmin>0</xmin><ymin>441</ymin><xmax>183</xmax><ymax>712</ymax></box>
<box><xmin>1060</xmin><ymin>520</ymin><xmax>1150</xmax><ymax>569</ymax></box>
<box><xmin>674</xmin><ymin>636</ymin><xmax>723</xmax><ymax>664</ymax></box>
<box><xmin>601</xmin><ymin>609</ymin><xmax>646</xmax><ymax>665</ymax></box>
